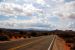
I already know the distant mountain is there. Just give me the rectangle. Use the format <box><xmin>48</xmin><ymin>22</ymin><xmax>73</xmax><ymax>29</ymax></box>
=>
<box><xmin>0</xmin><ymin>27</ymin><xmax>52</xmax><ymax>32</ymax></box>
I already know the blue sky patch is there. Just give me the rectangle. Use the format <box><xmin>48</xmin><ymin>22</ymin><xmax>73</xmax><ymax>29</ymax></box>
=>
<box><xmin>16</xmin><ymin>16</ymin><xmax>31</xmax><ymax>20</ymax></box>
<box><xmin>0</xmin><ymin>15</ymin><xmax>10</xmax><ymax>20</ymax></box>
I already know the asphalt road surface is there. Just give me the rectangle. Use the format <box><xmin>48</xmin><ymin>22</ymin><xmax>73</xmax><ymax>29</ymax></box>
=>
<box><xmin>0</xmin><ymin>35</ymin><xmax>55</xmax><ymax>50</ymax></box>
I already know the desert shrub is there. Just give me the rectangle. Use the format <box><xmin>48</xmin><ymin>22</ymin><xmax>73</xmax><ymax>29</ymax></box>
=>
<box><xmin>0</xmin><ymin>35</ymin><xmax>10</xmax><ymax>41</ymax></box>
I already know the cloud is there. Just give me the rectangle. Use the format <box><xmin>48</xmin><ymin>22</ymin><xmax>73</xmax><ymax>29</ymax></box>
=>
<box><xmin>69</xmin><ymin>22</ymin><xmax>75</xmax><ymax>30</ymax></box>
<box><xmin>0</xmin><ymin>2</ymin><xmax>42</xmax><ymax>17</ymax></box>
<box><xmin>0</xmin><ymin>16</ymin><xmax>54</xmax><ymax>29</ymax></box>
<box><xmin>36</xmin><ymin>0</ymin><xmax>46</xmax><ymax>5</ymax></box>
<box><xmin>53</xmin><ymin>1</ymin><xmax>75</xmax><ymax>19</ymax></box>
<box><xmin>0</xmin><ymin>0</ymin><xmax>75</xmax><ymax>30</ymax></box>
<box><xmin>52</xmin><ymin>0</ymin><xmax>64</xmax><ymax>2</ymax></box>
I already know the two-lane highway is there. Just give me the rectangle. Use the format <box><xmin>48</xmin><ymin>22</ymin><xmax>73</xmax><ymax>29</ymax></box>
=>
<box><xmin>0</xmin><ymin>35</ymin><xmax>55</xmax><ymax>50</ymax></box>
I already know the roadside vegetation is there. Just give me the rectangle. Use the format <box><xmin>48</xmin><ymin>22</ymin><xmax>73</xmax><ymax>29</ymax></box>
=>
<box><xmin>0</xmin><ymin>28</ymin><xmax>51</xmax><ymax>41</ymax></box>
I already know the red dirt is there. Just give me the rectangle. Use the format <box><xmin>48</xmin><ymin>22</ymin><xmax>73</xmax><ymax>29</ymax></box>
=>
<box><xmin>52</xmin><ymin>36</ymin><xmax>71</xmax><ymax>50</ymax></box>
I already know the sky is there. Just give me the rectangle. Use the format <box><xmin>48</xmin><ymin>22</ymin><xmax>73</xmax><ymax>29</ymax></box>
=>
<box><xmin>0</xmin><ymin>0</ymin><xmax>75</xmax><ymax>30</ymax></box>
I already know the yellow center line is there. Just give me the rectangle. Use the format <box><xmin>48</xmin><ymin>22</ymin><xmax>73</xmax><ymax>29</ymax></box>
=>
<box><xmin>8</xmin><ymin>38</ymin><xmax>45</xmax><ymax>50</ymax></box>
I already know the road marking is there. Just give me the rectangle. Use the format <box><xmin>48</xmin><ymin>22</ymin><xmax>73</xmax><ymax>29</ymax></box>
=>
<box><xmin>48</xmin><ymin>35</ymin><xmax>56</xmax><ymax>50</ymax></box>
<box><xmin>8</xmin><ymin>37</ymin><xmax>46</xmax><ymax>50</ymax></box>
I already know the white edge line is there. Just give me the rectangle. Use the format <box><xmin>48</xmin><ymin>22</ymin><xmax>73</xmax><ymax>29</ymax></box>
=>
<box><xmin>48</xmin><ymin>36</ymin><xmax>56</xmax><ymax>50</ymax></box>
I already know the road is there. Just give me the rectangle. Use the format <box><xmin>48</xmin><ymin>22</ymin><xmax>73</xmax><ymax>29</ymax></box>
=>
<box><xmin>0</xmin><ymin>35</ymin><xmax>55</xmax><ymax>50</ymax></box>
